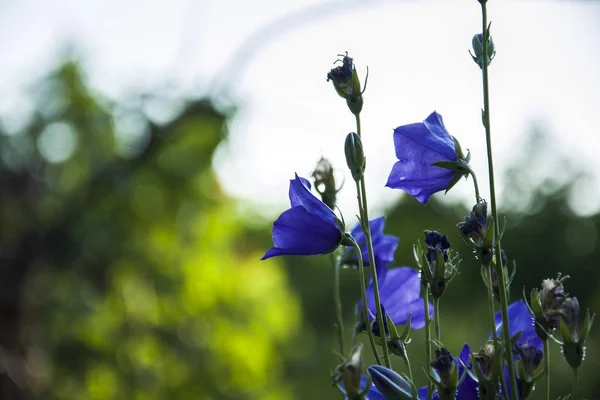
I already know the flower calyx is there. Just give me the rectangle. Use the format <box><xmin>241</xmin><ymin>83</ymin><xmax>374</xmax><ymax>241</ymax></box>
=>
<box><xmin>430</xmin><ymin>136</ymin><xmax>472</xmax><ymax>195</ymax></box>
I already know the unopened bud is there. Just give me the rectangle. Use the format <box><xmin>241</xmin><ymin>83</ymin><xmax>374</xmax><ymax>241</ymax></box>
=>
<box><xmin>345</xmin><ymin>132</ymin><xmax>365</xmax><ymax>181</ymax></box>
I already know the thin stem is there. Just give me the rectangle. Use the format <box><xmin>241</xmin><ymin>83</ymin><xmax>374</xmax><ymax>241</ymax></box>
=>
<box><xmin>486</xmin><ymin>265</ymin><xmax>498</xmax><ymax>341</ymax></box>
<box><xmin>351</xmin><ymin>239</ymin><xmax>381</xmax><ymax>365</ymax></box>
<box><xmin>332</xmin><ymin>253</ymin><xmax>345</xmax><ymax>358</ymax></box>
<box><xmin>405</xmin><ymin>353</ymin><xmax>414</xmax><ymax>383</ymax></box>
<box><xmin>479</xmin><ymin>1</ymin><xmax>518</xmax><ymax>397</ymax></box>
<box><xmin>354</xmin><ymin>113</ymin><xmax>392</xmax><ymax>369</ymax></box>
<box><xmin>433</xmin><ymin>298</ymin><xmax>441</xmax><ymax>341</ymax></box>
<box><xmin>572</xmin><ymin>367</ymin><xmax>579</xmax><ymax>400</ymax></box>
<box><xmin>424</xmin><ymin>285</ymin><xmax>433</xmax><ymax>400</ymax></box>
<box><xmin>467</xmin><ymin>167</ymin><xmax>481</xmax><ymax>202</ymax></box>
<box><xmin>544</xmin><ymin>338</ymin><xmax>550</xmax><ymax>400</ymax></box>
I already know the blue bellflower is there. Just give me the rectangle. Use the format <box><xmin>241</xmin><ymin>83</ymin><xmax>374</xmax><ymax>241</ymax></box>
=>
<box><xmin>262</xmin><ymin>174</ymin><xmax>342</xmax><ymax>260</ymax></box>
<box><xmin>386</xmin><ymin>112</ymin><xmax>457</xmax><ymax>204</ymax></box>
<box><xmin>359</xmin><ymin>266</ymin><xmax>432</xmax><ymax>330</ymax></box>
<box><xmin>341</xmin><ymin>217</ymin><xmax>399</xmax><ymax>270</ymax></box>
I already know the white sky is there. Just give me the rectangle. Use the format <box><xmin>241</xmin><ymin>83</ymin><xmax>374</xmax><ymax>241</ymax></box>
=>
<box><xmin>1</xmin><ymin>0</ymin><xmax>599</xmax><ymax>219</ymax></box>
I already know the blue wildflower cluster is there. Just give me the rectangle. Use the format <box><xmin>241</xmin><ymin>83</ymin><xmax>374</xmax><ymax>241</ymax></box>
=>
<box><xmin>260</xmin><ymin>2</ymin><xmax>594</xmax><ymax>399</ymax></box>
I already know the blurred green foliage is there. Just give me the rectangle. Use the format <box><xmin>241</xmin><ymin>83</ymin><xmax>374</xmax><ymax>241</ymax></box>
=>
<box><xmin>0</xmin><ymin>60</ymin><xmax>598</xmax><ymax>400</ymax></box>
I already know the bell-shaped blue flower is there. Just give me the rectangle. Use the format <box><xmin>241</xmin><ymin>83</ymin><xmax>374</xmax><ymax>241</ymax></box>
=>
<box><xmin>262</xmin><ymin>174</ymin><xmax>343</xmax><ymax>260</ymax></box>
<box><xmin>359</xmin><ymin>266</ymin><xmax>432</xmax><ymax>330</ymax></box>
<box><xmin>494</xmin><ymin>300</ymin><xmax>543</xmax><ymax>351</ymax></box>
<box><xmin>341</xmin><ymin>217</ymin><xmax>399</xmax><ymax>270</ymax></box>
<box><xmin>386</xmin><ymin>112</ymin><xmax>458</xmax><ymax>204</ymax></box>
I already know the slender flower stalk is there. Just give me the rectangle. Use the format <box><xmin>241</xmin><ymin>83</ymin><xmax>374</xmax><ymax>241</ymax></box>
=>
<box><xmin>354</xmin><ymin>179</ymin><xmax>392</xmax><ymax>368</ymax></box>
<box><xmin>486</xmin><ymin>266</ymin><xmax>498</xmax><ymax>341</ymax></box>
<box><xmin>424</xmin><ymin>285</ymin><xmax>433</xmax><ymax>400</ymax></box>
<box><xmin>332</xmin><ymin>253</ymin><xmax>345</xmax><ymax>358</ymax></box>
<box><xmin>572</xmin><ymin>367</ymin><xmax>579</xmax><ymax>400</ymax></box>
<box><xmin>478</xmin><ymin>0</ymin><xmax>518</xmax><ymax>396</ymax></box>
<box><xmin>350</xmin><ymin>238</ymin><xmax>381</xmax><ymax>365</ymax></box>
<box><xmin>433</xmin><ymin>298</ymin><xmax>441</xmax><ymax>341</ymax></box>
<box><xmin>354</xmin><ymin>113</ymin><xmax>392</xmax><ymax>369</ymax></box>
<box><xmin>544</xmin><ymin>338</ymin><xmax>550</xmax><ymax>400</ymax></box>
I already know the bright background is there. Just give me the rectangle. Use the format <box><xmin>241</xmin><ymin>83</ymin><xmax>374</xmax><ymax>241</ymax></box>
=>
<box><xmin>0</xmin><ymin>0</ymin><xmax>598</xmax><ymax>399</ymax></box>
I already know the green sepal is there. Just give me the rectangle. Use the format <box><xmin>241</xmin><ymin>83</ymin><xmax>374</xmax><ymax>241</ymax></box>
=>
<box><xmin>581</xmin><ymin>309</ymin><xmax>595</xmax><ymax>343</ymax></box>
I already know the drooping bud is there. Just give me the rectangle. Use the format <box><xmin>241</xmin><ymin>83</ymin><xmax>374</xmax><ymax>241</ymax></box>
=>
<box><xmin>311</xmin><ymin>157</ymin><xmax>341</xmax><ymax>210</ymax></box>
<box><xmin>345</xmin><ymin>132</ymin><xmax>365</xmax><ymax>181</ymax></box>
<box><xmin>368</xmin><ymin>365</ymin><xmax>416</xmax><ymax>400</ymax></box>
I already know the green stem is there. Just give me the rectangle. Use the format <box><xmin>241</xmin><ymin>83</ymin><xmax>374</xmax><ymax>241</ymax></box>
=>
<box><xmin>433</xmin><ymin>297</ymin><xmax>441</xmax><ymax>341</ymax></box>
<box><xmin>479</xmin><ymin>1</ymin><xmax>518</xmax><ymax>397</ymax></box>
<box><xmin>467</xmin><ymin>167</ymin><xmax>481</xmax><ymax>202</ymax></box>
<box><xmin>332</xmin><ymin>253</ymin><xmax>345</xmax><ymax>358</ymax></box>
<box><xmin>486</xmin><ymin>265</ymin><xmax>498</xmax><ymax>341</ymax></box>
<box><xmin>351</xmin><ymin>239</ymin><xmax>381</xmax><ymax>365</ymax></box>
<box><xmin>405</xmin><ymin>353</ymin><xmax>414</xmax><ymax>383</ymax></box>
<box><xmin>544</xmin><ymin>338</ymin><xmax>550</xmax><ymax>400</ymax></box>
<box><xmin>572</xmin><ymin>367</ymin><xmax>579</xmax><ymax>400</ymax></box>
<box><xmin>424</xmin><ymin>285</ymin><xmax>433</xmax><ymax>400</ymax></box>
<box><xmin>354</xmin><ymin>114</ymin><xmax>392</xmax><ymax>369</ymax></box>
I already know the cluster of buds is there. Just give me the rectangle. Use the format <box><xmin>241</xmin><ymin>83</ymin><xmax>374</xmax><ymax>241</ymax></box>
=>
<box><xmin>414</xmin><ymin>231</ymin><xmax>460</xmax><ymax>299</ymax></box>
<box><xmin>528</xmin><ymin>275</ymin><xmax>595</xmax><ymax>369</ymax></box>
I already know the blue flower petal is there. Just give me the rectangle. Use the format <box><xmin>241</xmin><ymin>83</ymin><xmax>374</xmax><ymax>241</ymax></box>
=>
<box><xmin>288</xmin><ymin>173</ymin><xmax>336</xmax><ymax>224</ymax></box>
<box><xmin>360</xmin><ymin>267</ymin><xmax>431</xmax><ymax>329</ymax></box>
<box><xmin>422</xmin><ymin>112</ymin><xmax>457</xmax><ymax>159</ymax></box>
<box><xmin>289</xmin><ymin>176</ymin><xmax>312</xmax><ymax>207</ymax></box>
<box><xmin>261</xmin><ymin>206</ymin><xmax>341</xmax><ymax>260</ymax></box>
<box><xmin>494</xmin><ymin>300</ymin><xmax>543</xmax><ymax>351</ymax></box>
<box><xmin>346</xmin><ymin>217</ymin><xmax>399</xmax><ymax>266</ymax></box>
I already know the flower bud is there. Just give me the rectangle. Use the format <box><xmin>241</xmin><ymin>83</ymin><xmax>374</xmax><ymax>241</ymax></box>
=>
<box><xmin>470</xmin><ymin>32</ymin><xmax>496</xmax><ymax>69</ymax></box>
<box><xmin>345</xmin><ymin>132</ymin><xmax>365</xmax><ymax>181</ymax></box>
<box><xmin>368</xmin><ymin>365</ymin><xmax>415</xmax><ymax>400</ymax></box>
